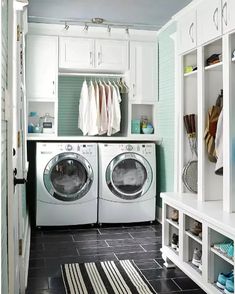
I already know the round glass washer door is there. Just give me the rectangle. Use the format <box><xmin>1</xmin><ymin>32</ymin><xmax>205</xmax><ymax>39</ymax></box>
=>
<box><xmin>106</xmin><ymin>152</ymin><xmax>153</xmax><ymax>200</ymax></box>
<box><xmin>43</xmin><ymin>152</ymin><xmax>93</xmax><ymax>202</ymax></box>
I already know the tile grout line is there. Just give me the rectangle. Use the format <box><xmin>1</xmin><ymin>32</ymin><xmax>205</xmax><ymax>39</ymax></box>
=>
<box><xmin>171</xmin><ymin>278</ymin><xmax>183</xmax><ymax>291</ymax></box>
<box><xmin>139</xmin><ymin>244</ymin><xmax>147</xmax><ymax>252</ymax></box>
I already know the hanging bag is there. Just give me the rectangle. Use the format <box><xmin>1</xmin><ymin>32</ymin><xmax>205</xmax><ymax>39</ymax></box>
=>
<box><xmin>204</xmin><ymin>90</ymin><xmax>223</xmax><ymax>162</ymax></box>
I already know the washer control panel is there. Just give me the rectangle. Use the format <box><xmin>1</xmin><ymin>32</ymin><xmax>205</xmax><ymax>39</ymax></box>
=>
<box><xmin>38</xmin><ymin>143</ymin><xmax>97</xmax><ymax>156</ymax></box>
<box><xmin>65</xmin><ymin>144</ymin><xmax>73</xmax><ymax>151</ymax></box>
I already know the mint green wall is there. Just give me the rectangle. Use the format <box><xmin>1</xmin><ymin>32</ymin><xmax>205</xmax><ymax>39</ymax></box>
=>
<box><xmin>58</xmin><ymin>76</ymin><xmax>83</xmax><ymax>136</ymax></box>
<box><xmin>1</xmin><ymin>0</ymin><xmax>9</xmax><ymax>293</ymax></box>
<box><xmin>156</xmin><ymin>22</ymin><xmax>176</xmax><ymax>207</ymax></box>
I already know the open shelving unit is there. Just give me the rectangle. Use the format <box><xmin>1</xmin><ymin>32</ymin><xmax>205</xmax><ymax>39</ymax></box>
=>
<box><xmin>162</xmin><ymin>29</ymin><xmax>235</xmax><ymax>294</ymax></box>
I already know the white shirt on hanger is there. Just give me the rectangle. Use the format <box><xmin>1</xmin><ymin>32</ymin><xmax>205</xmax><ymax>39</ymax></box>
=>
<box><xmin>104</xmin><ymin>83</ymin><xmax>112</xmax><ymax>136</ymax></box>
<box><xmin>78</xmin><ymin>80</ymin><xmax>89</xmax><ymax>135</ymax></box>
<box><xmin>110</xmin><ymin>82</ymin><xmax>121</xmax><ymax>135</ymax></box>
<box><xmin>99</xmin><ymin>81</ymin><xmax>108</xmax><ymax>135</ymax></box>
<box><xmin>94</xmin><ymin>80</ymin><xmax>100</xmax><ymax>133</ymax></box>
<box><xmin>88</xmin><ymin>80</ymin><xmax>98</xmax><ymax>136</ymax></box>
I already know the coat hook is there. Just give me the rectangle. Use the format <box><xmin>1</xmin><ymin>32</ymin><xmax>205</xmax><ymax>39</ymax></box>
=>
<box><xmin>64</xmin><ymin>22</ymin><xmax>69</xmax><ymax>30</ymax></box>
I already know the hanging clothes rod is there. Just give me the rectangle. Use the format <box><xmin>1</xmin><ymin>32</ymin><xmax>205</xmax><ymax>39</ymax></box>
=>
<box><xmin>58</xmin><ymin>72</ymin><xmax>125</xmax><ymax>78</ymax></box>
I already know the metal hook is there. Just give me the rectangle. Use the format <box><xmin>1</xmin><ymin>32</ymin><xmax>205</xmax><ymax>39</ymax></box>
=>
<box><xmin>84</xmin><ymin>24</ymin><xmax>89</xmax><ymax>31</ymax></box>
<box><xmin>64</xmin><ymin>22</ymin><xmax>69</xmax><ymax>30</ymax></box>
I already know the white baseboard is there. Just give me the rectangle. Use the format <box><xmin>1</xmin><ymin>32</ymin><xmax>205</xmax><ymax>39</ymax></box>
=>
<box><xmin>156</xmin><ymin>206</ymin><xmax>162</xmax><ymax>224</ymax></box>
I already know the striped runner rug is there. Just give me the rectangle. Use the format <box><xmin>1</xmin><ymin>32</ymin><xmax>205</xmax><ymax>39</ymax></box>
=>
<box><xmin>61</xmin><ymin>260</ymin><xmax>157</xmax><ymax>294</ymax></box>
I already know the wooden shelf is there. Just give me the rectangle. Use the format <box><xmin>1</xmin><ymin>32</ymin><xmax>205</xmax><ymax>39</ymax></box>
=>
<box><xmin>204</xmin><ymin>62</ymin><xmax>223</xmax><ymax>71</ymax></box>
<box><xmin>185</xmin><ymin>231</ymin><xmax>202</xmax><ymax>245</ymax></box>
<box><xmin>210</xmin><ymin>247</ymin><xmax>234</xmax><ymax>266</ymax></box>
<box><xmin>166</xmin><ymin>218</ymin><xmax>179</xmax><ymax>229</ymax></box>
<box><xmin>184</xmin><ymin>70</ymin><xmax>197</xmax><ymax>77</ymax></box>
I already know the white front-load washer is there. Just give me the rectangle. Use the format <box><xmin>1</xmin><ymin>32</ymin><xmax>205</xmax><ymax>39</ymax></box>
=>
<box><xmin>98</xmin><ymin>143</ymin><xmax>156</xmax><ymax>223</ymax></box>
<box><xmin>36</xmin><ymin>142</ymin><xmax>98</xmax><ymax>226</ymax></box>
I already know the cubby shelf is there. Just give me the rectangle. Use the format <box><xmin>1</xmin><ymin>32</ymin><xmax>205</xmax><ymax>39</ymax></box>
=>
<box><xmin>185</xmin><ymin>231</ymin><xmax>202</xmax><ymax>244</ymax></box>
<box><xmin>184</xmin><ymin>70</ymin><xmax>197</xmax><ymax>77</ymax></box>
<box><xmin>204</xmin><ymin>62</ymin><xmax>223</xmax><ymax>71</ymax></box>
<box><xmin>212</xmin><ymin>284</ymin><xmax>224</xmax><ymax>294</ymax></box>
<box><xmin>166</xmin><ymin>218</ymin><xmax>179</xmax><ymax>229</ymax></box>
<box><xmin>210</xmin><ymin>247</ymin><xmax>234</xmax><ymax>266</ymax></box>
<box><xmin>167</xmin><ymin>245</ymin><xmax>179</xmax><ymax>256</ymax></box>
<box><xmin>186</xmin><ymin>262</ymin><xmax>202</xmax><ymax>275</ymax></box>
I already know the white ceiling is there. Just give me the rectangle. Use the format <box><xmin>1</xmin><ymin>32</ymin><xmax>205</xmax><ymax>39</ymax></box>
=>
<box><xmin>28</xmin><ymin>0</ymin><xmax>192</xmax><ymax>30</ymax></box>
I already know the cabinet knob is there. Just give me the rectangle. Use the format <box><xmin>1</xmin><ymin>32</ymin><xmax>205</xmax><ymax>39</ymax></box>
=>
<box><xmin>222</xmin><ymin>2</ymin><xmax>228</xmax><ymax>26</ymax></box>
<box><xmin>189</xmin><ymin>23</ymin><xmax>194</xmax><ymax>43</ymax></box>
<box><xmin>213</xmin><ymin>7</ymin><xmax>219</xmax><ymax>31</ymax></box>
<box><xmin>98</xmin><ymin>52</ymin><xmax>101</xmax><ymax>65</ymax></box>
<box><xmin>133</xmin><ymin>83</ymin><xmax>136</xmax><ymax>97</ymax></box>
<box><xmin>90</xmin><ymin>52</ymin><xmax>93</xmax><ymax>65</ymax></box>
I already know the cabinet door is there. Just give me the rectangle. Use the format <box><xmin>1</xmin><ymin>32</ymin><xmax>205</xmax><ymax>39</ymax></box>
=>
<box><xmin>130</xmin><ymin>42</ymin><xmax>157</xmax><ymax>102</ymax></box>
<box><xmin>26</xmin><ymin>35</ymin><xmax>58</xmax><ymax>100</ymax></box>
<box><xmin>197</xmin><ymin>0</ymin><xmax>222</xmax><ymax>46</ymax></box>
<box><xmin>222</xmin><ymin>0</ymin><xmax>235</xmax><ymax>34</ymax></box>
<box><xmin>178</xmin><ymin>10</ymin><xmax>196</xmax><ymax>54</ymax></box>
<box><xmin>95</xmin><ymin>40</ymin><xmax>128</xmax><ymax>72</ymax></box>
<box><xmin>59</xmin><ymin>37</ymin><xmax>94</xmax><ymax>70</ymax></box>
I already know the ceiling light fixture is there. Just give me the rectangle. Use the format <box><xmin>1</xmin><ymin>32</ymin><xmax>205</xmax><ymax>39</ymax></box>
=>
<box><xmin>91</xmin><ymin>18</ymin><xmax>104</xmax><ymax>24</ymax></box>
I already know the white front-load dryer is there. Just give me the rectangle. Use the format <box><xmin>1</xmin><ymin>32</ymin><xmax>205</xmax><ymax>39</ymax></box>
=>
<box><xmin>36</xmin><ymin>142</ymin><xmax>98</xmax><ymax>226</ymax></box>
<box><xmin>98</xmin><ymin>143</ymin><xmax>156</xmax><ymax>223</ymax></box>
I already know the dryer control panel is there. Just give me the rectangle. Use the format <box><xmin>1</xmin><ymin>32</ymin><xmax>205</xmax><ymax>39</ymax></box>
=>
<box><xmin>37</xmin><ymin>142</ymin><xmax>97</xmax><ymax>157</ymax></box>
<box><xmin>103</xmin><ymin>143</ymin><xmax>155</xmax><ymax>156</ymax></box>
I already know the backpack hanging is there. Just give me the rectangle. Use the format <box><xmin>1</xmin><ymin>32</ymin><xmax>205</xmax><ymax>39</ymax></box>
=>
<box><xmin>204</xmin><ymin>90</ymin><xmax>223</xmax><ymax>163</ymax></box>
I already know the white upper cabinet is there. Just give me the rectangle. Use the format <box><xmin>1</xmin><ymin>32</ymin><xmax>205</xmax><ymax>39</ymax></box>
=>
<box><xmin>59</xmin><ymin>37</ymin><xmax>95</xmax><ymax>70</ymax></box>
<box><xmin>222</xmin><ymin>0</ymin><xmax>235</xmax><ymax>34</ymax></box>
<box><xmin>178</xmin><ymin>9</ymin><xmax>197</xmax><ymax>54</ymax></box>
<box><xmin>130</xmin><ymin>41</ymin><xmax>157</xmax><ymax>102</ymax></box>
<box><xmin>197</xmin><ymin>0</ymin><xmax>222</xmax><ymax>46</ymax></box>
<box><xmin>59</xmin><ymin>37</ymin><xmax>128</xmax><ymax>72</ymax></box>
<box><xmin>26</xmin><ymin>35</ymin><xmax>58</xmax><ymax>100</ymax></box>
<box><xmin>95</xmin><ymin>40</ymin><xmax>128</xmax><ymax>72</ymax></box>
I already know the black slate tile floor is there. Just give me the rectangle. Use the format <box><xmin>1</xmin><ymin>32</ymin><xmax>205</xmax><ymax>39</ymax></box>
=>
<box><xmin>26</xmin><ymin>222</ymin><xmax>205</xmax><ymax>294</ymax></box>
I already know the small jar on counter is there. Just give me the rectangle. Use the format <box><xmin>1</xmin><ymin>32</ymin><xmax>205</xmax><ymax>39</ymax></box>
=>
<box><xmin>40</xmin><ymin>113</ymin><xmax>54</xmax><ymax>134</ymax></box>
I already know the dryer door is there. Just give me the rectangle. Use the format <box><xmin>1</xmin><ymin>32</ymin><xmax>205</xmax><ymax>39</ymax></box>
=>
<box><xmin>106</xmin><ymin>152</ymin><xmax>153</xmax><ymax>200</ymax></box>
<box><xmin>43</xmin><ymin>152</ymin><xmax>93</xmax><ymax>202</ymax></box>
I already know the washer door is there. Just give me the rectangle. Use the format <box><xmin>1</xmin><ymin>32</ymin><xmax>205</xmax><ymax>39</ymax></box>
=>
<box><xmin>43</xmin><ymin>152</ymin><xmax>93</xmax><ymax>202</ymax></box>
<box><xmin>106</xmin><ymin>153</ymin><xmax>152</xmax><ymax>200</ymax></box>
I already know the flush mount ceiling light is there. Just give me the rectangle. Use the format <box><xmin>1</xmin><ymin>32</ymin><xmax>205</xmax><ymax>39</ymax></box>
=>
<box><xmin>91</xmin><ymin>18</ymin><xmax>104</xmax><ymax>24</ymax></box>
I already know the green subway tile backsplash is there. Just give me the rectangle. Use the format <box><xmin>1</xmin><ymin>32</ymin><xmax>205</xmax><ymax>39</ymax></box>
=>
<box><xmin>58</xmin><ymin>76</ymin><xmax>83</xmax><ymax>136</ymax></box>
<box><xmin>156</xmin><ymin>22</ymin><xmax>176</xmax><ymax>207</ymax></box>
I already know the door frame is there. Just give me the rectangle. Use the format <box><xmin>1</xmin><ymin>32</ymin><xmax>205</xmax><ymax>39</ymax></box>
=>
<box><xmin>7</xmin><ymin>1</ymin><xmax>28</xmax><ymax>293</ymax></box>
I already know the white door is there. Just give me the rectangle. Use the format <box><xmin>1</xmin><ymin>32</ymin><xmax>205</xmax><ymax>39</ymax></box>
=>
<box><xmin>59</xmin><ymin>37</ymin><xmax>94</xmax><ymax>70</ymax></box>
<box><xmin>222</xmin><ymin>0</ymin><xmax>235</xmax><ymax>34</ymax></box>
<box><xmin>177</xmin><ymin>10</ymin><xmax>196</xmax><ymax>54</ymax></box>
<box><xmin>26</xmin><ymin>35</ymin><xmax>58</xmax><ymax>100</ymax></box>
<box><xmin>197</xmin><ymin>0</ymin><xmax>222</xmax><ymax>46</ymax></box>
<box><xmin>95</xmin><ymin>39</ymin><xmax>128</xmax><ymax>72</ymax></box>
<box><xmin>8</xmin><ymin>3</ymin><xmax>28</xmax><ymax>294</ymax></box>
<box><xmin>130</xmin><ymin>41</ymin><xmax>157</xmax><ymax>102</ymax></box>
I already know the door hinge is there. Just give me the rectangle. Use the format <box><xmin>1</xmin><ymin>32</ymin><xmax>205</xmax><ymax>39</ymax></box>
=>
<box><xmin>19</xmin><ymin>239</ymin><xmax>23</xmax><ymax>256</ymax></box>
<box><xmin>17</xmin><ymin>131</ymin><xmax>21</xmax><ymax>148</ymax></box>
<box><xmin>17</xmin><ymin>25</ymin><xmax>21</xmax><ymax>41</ymax></box>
